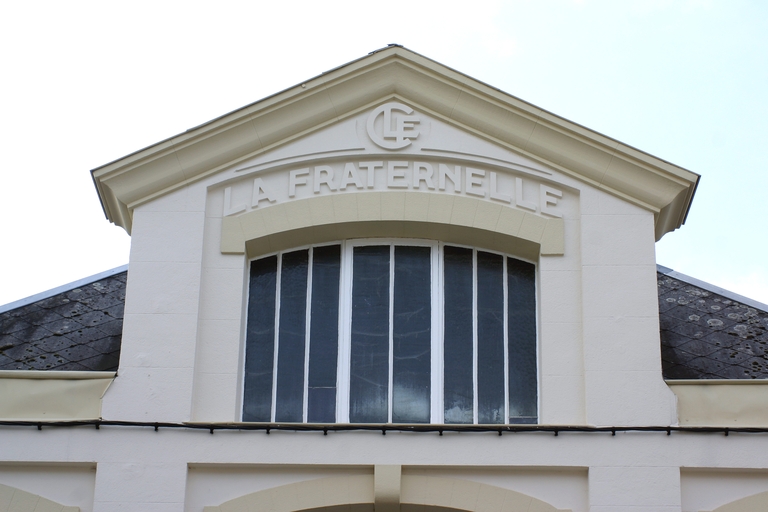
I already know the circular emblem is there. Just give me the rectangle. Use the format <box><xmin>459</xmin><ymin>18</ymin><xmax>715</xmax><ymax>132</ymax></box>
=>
<box><xmin>366</xmin><ymin>102</ymin><xmax>421</xmax><ymax>149</ymax></box>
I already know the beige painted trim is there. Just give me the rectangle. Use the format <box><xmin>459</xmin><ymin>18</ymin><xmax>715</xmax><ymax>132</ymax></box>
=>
<box><xmin>202</xmin><ymin>475</ymin><xmax>374</xmax><ymax>512</ymax></box>
<box><xmin>203</xmin><ymin>474</ymin><xmax>570</xmax><ymax>512</ymax></box>
<box><xmin>0</xmin><ymin>375</ymin><xmax>114</xmax><ymax>420</ymax></box>
<box><xmin>0</xmin><ymin>483</ymin><xmax>79</xmax><ymax>512</ymax></box>
<box><xmin>666</xmin><ymin>379</ymin><xmax>768</xmax><ymax>386</ymax></box>
<box><xmin>0</xmin><ymin>371</ymin><xmax>115</xmax><ymax>380</ymax></box>
<box><xmin>668</xmin><ymin>381</ymin><xmax>768</xmax><ymax>427</ymax></box>
<box><xmin>401</xmin><ymin>475</ymin><xmax>569</xmax><ymax>512</ymax></box>
<box><xmin>702</xmin><ymin>490</ymin><xmax>768</xmax><ymax>512</ymax></box>
<box><xmin>375</xmin><ymin>465</ymin><xmax>401</xmax><ymax>512</ymax></box>
<box><xmin>93</xmin><ymin>46</ymin><xmax>696</xmax><ymax>240</ymax></box>
<box><xmin>221</xmin><ymin>192</ymin><xmax>563</xmax><ymax>258</ymax></box>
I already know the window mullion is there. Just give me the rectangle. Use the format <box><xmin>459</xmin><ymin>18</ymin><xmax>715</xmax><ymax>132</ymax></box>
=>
<box><xmin>388</xmin><ymin>244</ymin><xmax>395</xmax><ymax>424</ymax></box>
<box><xmin>271</xmin><ymin>253</ymin><xmax>283</xmax><ymax>423</ymax></box>
<box><xmin>472</xmin><ymin>248</ymin><xmax>478</xmax><ymax>425</ymax></box>
<box><xmin>302</xmin><ymin>248</ymin><xmax>313</xmax><ymax>423</ymax></box>
<box><xmin>503</xmin><ymin>256</ymin><xmax>509</xmax><ymax>425</ymax></box>
<box><xmin>337</xmin><ymin>242</ymin><xmax>353</xmax><ymax>423</ymax></box>
<box><xmin>432</xmin><ymin>242</ymin><xmax>442</xmax><ymax>424</ymax></box>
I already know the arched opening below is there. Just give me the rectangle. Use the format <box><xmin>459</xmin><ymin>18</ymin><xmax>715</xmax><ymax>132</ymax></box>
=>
<box><xmin>0</xmin><ymin>483</ymin><xmax>79</xmax><ymax>512</ymax></box>
<box><xmin>202</xmin><ymin>474</ymin><xmax>570</xmax><ymax>512</ymax></box>
<box><xmin>705</xmin><ymin>490</ymin><xmax>768</xmax><ymax>512</ymax></box>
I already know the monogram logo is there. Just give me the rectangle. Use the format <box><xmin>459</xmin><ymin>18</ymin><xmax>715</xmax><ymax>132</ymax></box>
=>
<box><xmin>366</xmin><ymin>102</ymin><xmax>421</xmax><ymax>149</ymax></box>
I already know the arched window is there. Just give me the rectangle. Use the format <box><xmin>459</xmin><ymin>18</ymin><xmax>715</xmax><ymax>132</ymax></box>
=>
<box><xmin>242</xmin><ymin>240</ymin><xmax>537</xmax><ymax>424</ymax></box>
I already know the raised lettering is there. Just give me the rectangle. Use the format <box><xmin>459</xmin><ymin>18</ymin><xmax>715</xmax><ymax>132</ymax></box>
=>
<box><xmin>289</xmin><ymin>168</ymin><xmax>310</xmax><ymax>198</ymax></box>
<box><xmin>489</xmin><ymin>172</ymin><xmax>511</xmax><ymax>203</ymax></box>
<box><xmin>252</xmin><ymin>178</ymin><xmax>276</xmax><ymax>207</ymax></box>
<box><xmin>540</xmin><ymin>184</ymin><xmax>563</xmax><ymax>218</ymax></box>
<box><xmin>387</xmin><ymin>161</ymin><xmax>409</xmax><ymax>189</ymax></box>
<box><xmin>359</xmin><ymin>161</ymin><xmax>384</xmax><ymax>189</ymax></box>
<box><xmin>223</xmin><ymin>186</ymin><xmax>247</xmax><ymax>216</ymax></box>
<box><xmin>439</xmin><ymin>164</ymin><xmax>461</xmax><ymax>193</ymax></box>
<box><xmin>314</xmin><ymin>165</ymin><xmax>337</xmax><ymax>193</ymax></box>
<box><xmin>367</xmin><ymin>103</ymin><xmax>420</xmax><ymax>149</ymax></box>
<box><xmin>340</xmin><ymin>162</ymin><xmax>365</xmax><ymax>190</ymax></box>
<box><xmin>515</xmin><ymin>177</ymin><xmax>537</xmax><ymax>212</ymax></box>
<box><xmin>394</xmin><ymin>114</ymin><xmax>420</xmax><ymax>144</ymax></box>
<box><xmin>413</xmin><ymin>162</ymin><xmax>435</xmax><ymax>190</ymax></box>
<box><xmin>465</xmin><ymin>167</ymin><xmax>486</xmax><ymax>198</ymax></box>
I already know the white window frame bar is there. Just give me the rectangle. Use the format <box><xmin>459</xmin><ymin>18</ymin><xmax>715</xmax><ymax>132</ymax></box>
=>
<box><xmin>431</xmin><ymin>243</ymin><xmax>443</xmax><ymax>424</ymax></box>
<box><xmin>503</xmin><ymin>255</ymin><xmax>510</xmax><ymax>424</ymax></box>
<box><xmin>387</xmin><ymin>244</ymin><xmax>395</xmax><ymax>423</ymax></box>
<box><xmin>302</xmin><ymin>247</ymin><xmax>314</xmax><ymax>423</ymax></box>
<box><xmin>337</xmin><ymin>242</ymin><xmax>354</xmax><ymax>423</ymax></box>
<box><xmin>472</xmin><ymin>248</ymin><xmax>479</xmax><ymax>425</ymax></box>
<box><xmin>270</xmin><ymin>253</ymin><xmax>283</xmax><ymax>423</ymax></box>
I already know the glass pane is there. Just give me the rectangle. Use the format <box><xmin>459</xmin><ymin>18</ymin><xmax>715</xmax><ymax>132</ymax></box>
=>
<box><xmin>275</xmin><ymin>250</ymin><xmax>309</xmax><ymax>422</ymax></box>
<box><xmin>307</xmin><ymin>245</ymin><xmax>341</xmax><ymax>423</ymax></box>
<box><xmin>392</xmin><ymin>246</ymin><xmax>431</xmax><ymax>423</ymax></box>
<box><xmin>243</xmin><ymin>256</ymin><xmax>277</xmax><ymax>422</ymax></box>
<box><xmin>508</xmin><ymin>257</ymin><xmax>537</xmax><ymax>423</ymax></box>
<box><xmin>477</xmin><ymin>251</ymin><xmax>505</xmax><ymax>424</ymax></box>
<box><xmin>349</xmin><ymin>245</ymin><xmax>390</xmax><ymax>423</ymax></box>
<box><xmin>443</xmin><ymin>246</ymin><xmax>474</xmax><ymax>423</ymax></box>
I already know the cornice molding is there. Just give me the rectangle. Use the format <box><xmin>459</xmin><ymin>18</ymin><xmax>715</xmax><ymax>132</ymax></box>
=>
<box><xmin>92</xmin><ymin>46</ymin><xmax>698</xmax><ymax>239</ymax></box>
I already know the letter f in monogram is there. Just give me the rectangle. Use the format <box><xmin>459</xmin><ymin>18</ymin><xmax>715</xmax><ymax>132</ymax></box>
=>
<box><xmin>367</xmin><ymin>102</ymin><xmax>421</xmax><ymax>149</ymax></box>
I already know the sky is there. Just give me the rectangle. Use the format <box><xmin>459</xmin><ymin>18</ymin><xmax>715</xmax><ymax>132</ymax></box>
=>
<box><xmin>0</xmin><ymin>0</ymin><xmax>766</xmax><ymax>306</ymax></box>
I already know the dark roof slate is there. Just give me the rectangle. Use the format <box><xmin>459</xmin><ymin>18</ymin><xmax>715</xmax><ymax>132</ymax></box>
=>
<box><xmin>659</xmin><ymin>270</ymin><xmax>768</xmax><ymax>380</ymax></box>
<box><xmin>0</xmin><ymin>271</ymin><xmax>126</xmax><ymax>371</ymax></box>
<box><xmin>2</xmin><ymin>263</ymin><xmax>767</xmax><ymax>379</ymax></box>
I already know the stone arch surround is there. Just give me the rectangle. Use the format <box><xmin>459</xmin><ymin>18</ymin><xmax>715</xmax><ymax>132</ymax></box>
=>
<box><xmin>704</xmin><ymin>490</ymin><xmax>768</xmax><ymax>512</ymax></box>
<box><xmin>202</xmin><ymin>474</ymin><xmax>570</xmax><ymax>512</ymax></box>
<box><xmin>219</xmin><ymin>192</ymin><xmax>565</xmax><ymax>260</ymax></box>
<box><xmin>0</xmin><ymin>483</ymin><xmax>79</xmax><ymax>512</ymax></box>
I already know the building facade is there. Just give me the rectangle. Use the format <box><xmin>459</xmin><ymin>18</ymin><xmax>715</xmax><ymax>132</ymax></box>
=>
<box><xmin>1</xmin><ymin>46</ymin><xmax>767</xmax><ymax>512</ymax></box>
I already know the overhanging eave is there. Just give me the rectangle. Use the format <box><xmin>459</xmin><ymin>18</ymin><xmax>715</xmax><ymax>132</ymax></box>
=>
<box><xmin>91</xmin><ymin>46</ymin><xmax>698</xmax><ymax>239</ymax></box>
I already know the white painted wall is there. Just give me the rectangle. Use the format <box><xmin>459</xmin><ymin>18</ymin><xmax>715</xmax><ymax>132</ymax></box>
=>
<box><xmin>0</xmin><ymin>104</ymin><xmax>759</xmax><ymax>512</ymax></box>
<box><xmin>2</xmin><ymin>428</ymin><xmax>768</xmax><ymax>511</ymax></box>
<box><xmin>102</xmin><ymin>185</ymin><xmax>207</xmax><ymax>423</ymax></box>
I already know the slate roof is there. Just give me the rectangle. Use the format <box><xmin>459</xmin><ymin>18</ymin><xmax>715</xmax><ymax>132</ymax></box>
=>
<box><xmin>0</xmin><ymin>268</ymin><xmax>126</xmax><ymax>371</ymax></box>
<box><xmin>2</xmin><ymin>263</ymin><xmax>767</xmax><ymax>379</ymax></box>
<box><xmin>659</xmin><ymin>266</ymin><xmax>768</xmax><ymax>379</ymax></box>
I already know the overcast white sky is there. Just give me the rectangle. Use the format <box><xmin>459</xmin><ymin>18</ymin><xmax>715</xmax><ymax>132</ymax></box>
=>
<box><xmin>1</xmin><ymin>0</ymin><xmax>766</xmax><ymax>306</ymax></box>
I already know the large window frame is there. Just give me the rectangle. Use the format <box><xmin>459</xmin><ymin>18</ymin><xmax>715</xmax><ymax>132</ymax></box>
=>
<box><xmin>241</xmin><ymin>239</ymin><xmax>538</xmax><ymax>425</ymax></box>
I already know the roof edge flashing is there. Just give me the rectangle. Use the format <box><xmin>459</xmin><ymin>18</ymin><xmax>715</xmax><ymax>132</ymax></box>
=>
<box><xmin>0</xmin><ymin>370</ymin><xmax>117</xmax><ymax>379</ymax></box>
<box><xmin>657</xmin><ymin>264</ymin><xmax>768</xmax><ymax>313</ymax></box>
<box><xmin>91</xmin><ymin>46</ymin><xmax>698</xmax><ymax>238</ymax></box>
<box><xmin>0</xmin><ymin>265</ymin><xmax>128</xmax><ymax>314</ymax></box>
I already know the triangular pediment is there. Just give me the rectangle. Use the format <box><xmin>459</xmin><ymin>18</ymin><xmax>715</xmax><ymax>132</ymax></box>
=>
<box><xmin>91</xmin><ymin>45</ymin><xmax>697</xmax><ymax>240</ymax></box>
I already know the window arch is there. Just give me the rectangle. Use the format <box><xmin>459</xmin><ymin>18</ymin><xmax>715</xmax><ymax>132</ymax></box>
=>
<box><xmin>242</xmin><ymin>240</ymin><xmax>537</xmax><ymax>424</ymax></box>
